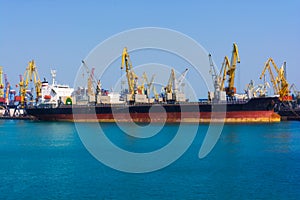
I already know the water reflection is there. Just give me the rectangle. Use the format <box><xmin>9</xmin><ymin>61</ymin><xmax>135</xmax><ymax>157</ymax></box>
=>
<box><xmin>264</xmin><ymin>132</ymin><xmax>292</xmax><ymax>153</ymax></box>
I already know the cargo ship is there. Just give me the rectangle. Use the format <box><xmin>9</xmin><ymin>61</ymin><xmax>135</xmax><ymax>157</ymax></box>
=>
<box><xmin>25</xmin><ymin>46</ymin><xmax>281</xmax><ymax>123</ymax></box>
<box><xmin>26</xmin><ymin>96</ymin><xmax>280</xmax><ymax>123</ymax></box>
<box><xmin>276</xmin><ymin>100</ymin><xmax>300</xmax><ymax>121</ymax></box>
<box><xmin>25</xmin><ymin>67</ymin><xmax>280</xmax><ymax>123</ymax></box>
<box><xmin>277</xmin><ymin>108</ymin><xmax>300</xmax><ymax>121</ymax></box>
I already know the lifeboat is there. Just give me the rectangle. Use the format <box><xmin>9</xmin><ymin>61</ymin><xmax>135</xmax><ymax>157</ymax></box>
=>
<box><xmin>44</xmin><ymin>95</ymin><xmax>51</xmax><ymax>100</ymax></box>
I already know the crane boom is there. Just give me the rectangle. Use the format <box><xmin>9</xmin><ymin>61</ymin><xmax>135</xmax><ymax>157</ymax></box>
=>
<box><xmin>81</xmin><ymin>61</ymin><xmax>98</xmax><ymax>88</ymax></box>
<box><xmin>0</xmin><ymin>67</ymin><xmax>4</xmax><ymax>99</ymax></box>
<box><xmin>259</xmin><ymin>58</ymin><xmax>280</xmax><ymax>95</ymax></box>
<box><xmin>278</xmin><ymin>63</ymin><xmax>289</xmax><ymax>100</ymax></box>
<box><xmin>87</xmin><ymin>67</ymin><xmax>95</xmax><ymax>96</ymax></box>
<box><xmin>290</xmin><ymin>83</ymin><xmax>300</xmax><ymax>98</ymax></box>
<box><xmin>176</xmin><ymin>68</ymin><xmax>188</xmax><ymax>90</ymax></box>
<box><xmin>142</xmin><ymin>72</ymin><xmax>155</xmax><ymax>88</ymax></box>
<box><xmin>226</xmin><ymin>43</ymin><xmax>240</xmax><ymax>96</ymax></box>
<box><xmin>208</xmin><ymin>54</ymin><xmax>218</xmax><ymax>79</ymax></box>
<box><xmin>220</xmin><ymin>56</ymin><xmax>231</xmax><ymax>91</ymax></box>
<box><xmin>259</xmin><ymin>58</ymin><xmax>290</xmax><ymax>101</ymax></box>
<box><xmin>4</xmin><ymin>74</ymin><xmax>10</xmax><ymax>104</ymax></box>
<box><xmin>121</xmin><ymin>47</ymin><xmax>137</xmax><ymax>94</ymax></box>
<box><xmin>20</xmin><ymin>60</ymin><xmax>42</xmax><ymax>107</ymax></box>
<box><xmin>166</xmin><ymin>69</ymin><xmax>175</xmax><ymax>94</ymax></box>
<box><xmin>152</xmin><ymin>85</ymin><xmax>159</xmax><ymax>101</ymax></box>
<box><xmin>208</xmin><ymin>53</ymin><xmax>228</xmax><ymax>99</ymax></box>
<box><xmin>230</xmin><ymin>43</ymin><xmax>240</xmax><ymax>67</ymax></box>
<box><xmin>142</xmin><ymin>72</ymin><xmax>155</xmax><ymax>98</ymax></box>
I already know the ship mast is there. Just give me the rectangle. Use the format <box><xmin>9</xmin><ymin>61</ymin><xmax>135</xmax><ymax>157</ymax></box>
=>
<box><xmin>51</xmin><ymin>70</ymin><xmax>56</xmax><ymax>86</ymax></box>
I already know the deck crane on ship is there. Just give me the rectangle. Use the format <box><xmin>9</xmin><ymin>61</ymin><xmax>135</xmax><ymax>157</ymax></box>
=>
<box><xmin>165</xmin><ymin>68</ymin><xmax>188</xmax><ymax>103</ymax></box>
<box><xmin>4</xmin><ymin>73</ymin><xmax>10</xmax><ymax>105</ymax></box>
<box><xmin>259</xmin><ymin>58</ymin><xmax>291</xmax><ymax>101</ymax></box>
<box><xmin>120</xmin><ymin>47</ymin><xmax>138</xmax><ymax>102</ymax></box>
<box><xmin>220</xmin><ymin>56</ymin><xmax>231</xmax><ymax>92</ymax></box>
<box><xmin>165</xmin><ymin>69</ymin><xmax>175</xmax><ymax>94</ymax></box>
<box><xmin>225</xmin><ymin>43</ymin><xmax>240</xmax><ymax>97</ymax></box>
<box><xmin>0</xmin><ymin>67</ymin><xmax>4</xmax><ymax>103</ymax></box>
<box><xmin>208</xmin><ymin>54</ymin><xmax>220</xmax><ymax>91</ymax></box>
<box><xmin>208</xmin><ymin>53</ymin><xmax>229</xmax><ymax>102</ymax></box>
<box><xmin>19</xmin><ymin>60</ymin><xmax>42</xmax><ymax>108</ymax></box>
<box><xmin>289</xmin><ymin>83</ymin><xmax>300</xmax><ymax>101</ymax></box>
<box><xmin>81</xmin><ymin>60</ymin><xmax>100</xmax><ymax>101</ymax></box>
<box><xmin>175</xmin><ymin>68</ymin><xmax>188</xmax><ymax>94</ymax></box>
<box><xmin>142</xmin><ymin>72</ymin><xmax>155</xmax><ymax>100</ymax></box>
<box><xmin>151</xmin><ymin>85</ymin><xmax>161</xmax><ymax>102</ymax></box>
<box><xmin>208</xmin><ymin>43</ymin><xmax>239</xmax><ymax>102</ymax></box>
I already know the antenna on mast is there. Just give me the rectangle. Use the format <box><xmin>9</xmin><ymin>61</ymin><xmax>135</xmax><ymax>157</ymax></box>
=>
<box><xmin>51</xmin><ymin>69</ymin><xmax>57</xmax><ymax>85</ymax></box>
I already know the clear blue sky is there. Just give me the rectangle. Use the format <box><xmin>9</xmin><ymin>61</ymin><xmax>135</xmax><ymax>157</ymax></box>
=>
<box><xmin>1</xmin><ymin>0</ymin><xmax>299</xmax><ymax>97</ymax></box>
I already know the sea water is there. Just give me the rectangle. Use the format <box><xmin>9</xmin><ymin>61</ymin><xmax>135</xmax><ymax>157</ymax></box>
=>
<box><xmin>0</xmin><ymin>120</ymin><xmax>299</xmax><ymax>199</ymax></box>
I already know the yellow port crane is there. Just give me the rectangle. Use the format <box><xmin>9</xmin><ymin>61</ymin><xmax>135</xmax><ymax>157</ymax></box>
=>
<box><xmin>220</xmin><ymin>56</ymin><xmax>231</xmax><ymax>92</ymax></box>
<box><xmin>142</xmin><ymin>72</ymin><xmax>155</xmax><ymax>98</ymax></box>
<box><xmin>259</xmin><ymin>58</ymin><xmax>290</xmax><ymax>101</ymax></box>
<box><xmin>165</xmin><ymin>68</ymin><xmax>175</xmax><ymax>94</ymax></box>
<box><xmin>0</xmin><ymin>66</ymin><xmax>4</xmax><ymax>99</ymax></box>
<box><xmin>164</xmin><ymin>68</ymin><xmax>188</xmax><ymax>102</ymax></box>
<box><xmin>19</xmin><ymin>75</ymin><xmax>25</xmax><ymax>106</ymax></box>
<box><xmin>4</xmin><ymin>73</ymin><xmax>10</xmax><ymax>105</ymax></box>
<box><xmin>278</xmin><ymin>62</ymin><xmax>290</xmax><ymax>100</ymax></box>
<box><xmin>121</xmin><ymin>47</ymin><xmax>138</xmax><ymax>95</ymax></box>
<box><xmin>209</xmin><ymin>53</ymin><xmax>228</xmax><ymax>98</ymax></box>
<box><xmin>81</xmin><ymin>60</ymin><xmax>98</xmax><ymax>96</ymax></box>
<box><xmin>225</xmin><ymin>43</ymin><xmax>240</xmax><ymax>97</ymax></box>
<box><xmin>290</xmin><ymin>83</ymin><xmax>300</xmax><ymax>99</ymax></box>
<box><xmin>137</xmin><ymin>75</ymin><xmax>145</xmax><ymax>95</ymax></box>
<box><xmin>87</xmin><ymin>67</ymin><xmax>95</xmax><ymax>96</ymax></box>
<box><xmin>20</xmin><ymin>60</ymin><xmax>42</xmax><ymax>107</ymax></box>
<box><xmin>152</xmin><ymin>85</ymin><xmax>159</xmax><ymax>101</ymax></box>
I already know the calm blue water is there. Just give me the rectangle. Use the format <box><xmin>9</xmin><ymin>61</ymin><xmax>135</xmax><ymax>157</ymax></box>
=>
<box><xmin>0</xmin><ymin>120</ymin><xmax>299</xmax><ymax>199</ymax></box>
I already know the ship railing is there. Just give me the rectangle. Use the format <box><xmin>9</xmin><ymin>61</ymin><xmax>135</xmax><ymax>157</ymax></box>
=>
<box><xmin>198</xmin><ymin>98</ymin><xmax>249</xmax><ymax>105</ymax></box>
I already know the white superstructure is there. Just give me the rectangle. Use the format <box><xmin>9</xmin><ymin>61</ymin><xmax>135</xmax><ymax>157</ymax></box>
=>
<box><xmin>39</xmin><ymin>70</ymin><xmax>74</xmax><ymax>107</ymax></box>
